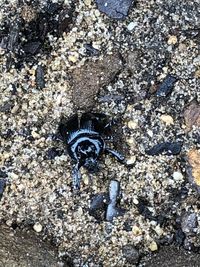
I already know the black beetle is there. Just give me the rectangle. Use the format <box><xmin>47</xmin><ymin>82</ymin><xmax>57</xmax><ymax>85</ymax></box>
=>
<box><xmin>59</xmin><ymin>113</ymin><xmax>125</xmax><ymax>190</ymax></box>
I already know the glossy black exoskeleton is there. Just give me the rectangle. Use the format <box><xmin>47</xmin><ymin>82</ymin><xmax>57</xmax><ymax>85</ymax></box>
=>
<box><xmin>59</xmin><ymin>113</ymin><xmax>125</xmax><ymax>190</ymax></box>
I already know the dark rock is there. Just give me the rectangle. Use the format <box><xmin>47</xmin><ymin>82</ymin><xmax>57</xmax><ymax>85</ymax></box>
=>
<box><xmin>89</xmin><ymin>193</ymin><xmax>109</xmax><ymax>221</ymax></box>
<box><xmin>72</xmin><ymin>53</ymin><xmax>123</xmax><ymax>110</ymax></box>
<box><xmin>0</xmin><ymin>101</ymin><xmax>14</xmax><ymax>113</ymax></box>
<box><xmin>22</xmin><ymin>41</ymin><xmax>41</xmax><ymax>55</ymax></box>
<box><xmin>96</xmin><ymin>0</ymin><xmax>134</xmax><ymax>20</ymax></box>
<box><xmin>156</xmin><ymin>74</ymin><xmax>177</xmax><ymax>97</ymax></box>
<box><xmin>46</xmin><ymin>147</ymin><xmax>63</xmax><ymax>160</ymax></box>
<box><xmin>168</xmin><ymin>186</ymin><xmax>188</xmax><ymax>202</ymax></box>
<box><xmin>58</xmin><ymin>7</ymin><xmax>76</xmax><ymax>35</ymax></box>
<box><xmin>7</xmin><ymin>20</ymin><xmax>21</xmax><ymax>52</ymax></box>
<box><xmin>0</xmin><ymin>179</ymin><xmax>6</xmax><ymax>200</ymax></box>
<box><xmin>183</xmin><ymin>238</ymin><xmax>199</xmax><ymax>251</ymax></box>
<box><xmin>174</xmin><ymin>228</ymin><xmax>186</xmax><ymax>245</ymax></box>
<box><xmin>137</xmin><ymin>197</ymin><xmax>167</xmax><ymax>225</ymax></box>
<box><xmin>181</xmin><ymin>212</ymin><xmax>198</xmax><ymax>236</ymax></box>
<box><xmin>84</xmin><ymin>43</ymin><xmax>100</xmax><ymax>56</ymax></box>
<box><xmin>122</xmin><ymin>245</ymin><xmax>139</xmax><ymax>264</ymax></box>
<box><xmin>146</xmin><ymin>142</ymin><xmax>182</xmax><ymax>156</ymax></box>
<box><xmin>98</xmin><ymin>94</ymin><xmax>124</xmax><ymax>103</ymax></box>
<box><xmin>159</xmin><ymin>235</ymin><xmax>174</xmax><ymax>246</ymax></box>
<box><xmin>44</xmin><ymin>2</ymin><xmax>61</xmax><ymax>14</ymax></box>
<box><xmin>36</xmin><ymin>65</ymin><xmax>45</xmax><ymax>89</ymax></box>
<box><xmin>0</xmin><ymin>170</ymin><xmax>7</xmax><ymax>178</ymax></box>
<box><xmin>137</xmin><ymin>197</ymin><xmax>154</xmax><ymax>220</ymax></box>
<box><xmin>123</xmin><ymin>219</ymin><xmax>133</xmax><ymax>232</ymax></box>
<box><xmin>56</xmin><ymin>209</ymin><xmax>64</xmax><ymax>219</ymax></box>
<box><xmin>1</xmin><ymin>129</ymin><xmax>13</xmax><ymax>139</ymax></box>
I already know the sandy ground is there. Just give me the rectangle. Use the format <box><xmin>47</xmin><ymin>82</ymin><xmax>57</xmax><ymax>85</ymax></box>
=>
<box><xmin>0</xmin><ymin>0</ymin><xmax>200</xmax><ymax>266</ymax></box>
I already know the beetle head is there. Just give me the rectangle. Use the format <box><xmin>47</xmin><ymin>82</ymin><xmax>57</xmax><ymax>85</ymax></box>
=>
<box><xmin>77</xmin><ymin>141</ymin><xmax>100</xmax><ymax>172</ymax></box>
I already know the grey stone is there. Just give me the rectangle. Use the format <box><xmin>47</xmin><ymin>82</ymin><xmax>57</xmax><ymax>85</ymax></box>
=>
<box><xmin>0</xmin><ymin>179</ymin><xmax>6</xmax><ymax>199</ymax></box>
<box><xmin>96</xmin><ymin>0</ymin><xmax>134</xmax><ymax>20</ymax></box>
<box><xmin>181</xmin><ymin>212</ymin><xmax>198</xmax><ymax>235</ymax></box>
<box><xmin>122</xmin><ymin>245</ymin><xmax>139</xmax><ymax>264</ymax></box>
<box><xmin>36</xmin><ymin>65</ymin><xmax>45</xmax><ymax>89</ymax></box>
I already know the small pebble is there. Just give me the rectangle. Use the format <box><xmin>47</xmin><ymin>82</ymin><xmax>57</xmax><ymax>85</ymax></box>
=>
<box><xmin>146</xmin><ymin>142</ymin><xmax>182</xmax><ymax>156</ymax></box>
<box><xmin>68</xmin><ymin>54</ymin><xmax>78</xmax><ymax>63</ymax></box>
<box><xmin>160</xmin><ymin>115</ymin><xmax>174</xmax><ymax>125</ymax></box>
<box><xmin>147</xmin><ymin>129</ymin><xmax>154</xmax><ymax>137</ymax></box>
<box><xmin>35</xmin><ymin>65</ymin><xmax>45</xmax><ymax>89</ymax></box>
<box><xmin>194</xmin><ymin>69</ymin><xmax>200</xmax><ymax>78</ymax></box>
<box><xmin>154</xmin><ymin>225</ymin><xmax>163</xmax><ymax>236</ymax></box>
<box><xmin>126</xmin><ymin>137</ymin><xmax>136</xmax><ymax>145</ymax></box>
<box><xmin>149</xmin><ymin>241</ymin><xmax>158</xmax><ymax>251</ymax></box>
<box><xmin>167</xmin><ymin>35</ymin><xmax>178</xmax><ymax>45</ymax></box>
<box><xmin>31</xmin><ymin>131</ymin><xmax>40</xmax><ymax>139</ymax></box>
<box><xmin>0</xmin><ymin>179</ymin><xmax>6</xmax><ymax>199</ymax></box>
<box><xmin>132</xmin><ymin>197</ymin><xmax>139</xmax><ymax>205</ymax></box>
<box><xmin>33</xmin><ymin>222</ymin><xmax>43</xmax><ymax>233</ymax></box>
<box><xmin>128</xmin><ymin>120</ymin><xmax>138</xmax><ymax>129</ymax></box>
<box><xmin>84</xmin><ymin>0</ymin><xmax>92</xmax><ymax>6</ymax></box>
<box><xmin>184</xmin><ymin>101</ymin><xmax>200</xmax><ymax>132</ymax></box>
<box><xmin>96</xmin><ymin>0</ymin><xmax>134</xmax><ymax>20</ymax></box>
<box><xmin>126</xmin><ymin>156</ymin><xmax>136</xmax><ymax>165</ymax></box>
<box><xmin>82</xmin><ymin>174</ymin><xmax>89</xmax><ymax>186</ymax></box>
<box><xmin>84</xmin><ymin>43</ymin><xmax>99</xmax><ymax>56</ymax></box>
<box><xmin>46</xmin><ymin>147</ymin><xmax>62</xmax><ymax>160</ymax></box>
<box><xmin>156</xmin><ymin>74</ymin><xmax>177</xmax><ymax>97</ymax></box>
<box><xmin>122</xmin><ymin>245</ymin><xmax>139</xmax><ymax>264</ymax></box>
<box><xmin>132</xmin><ymin>225</ymin><xmax>142</xmax><ymax>236</ymax></box>
<box><xmin>127</xmin><ymin>21</ymin><xmax>137</xmax><ymax>31</ymax></box>
<box><xmin>181</xmin><ymin>213</ymin><xmax>197</xmax><ymax>235</ymax></box>
<box><xmin>173</xmin><ymin>171</ymin><xmax>183</xmax><ymax>181</ymax></box>
<box><xmin>89</xmin><ymin>193</ymin><xmax>109</xmax><ymax>221</ymax></box>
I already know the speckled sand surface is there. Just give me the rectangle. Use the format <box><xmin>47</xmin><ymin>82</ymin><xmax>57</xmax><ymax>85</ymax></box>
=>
<box><xmin>0</xmin><ymin>0</ymin><xmax>200</xmax><ymax>266</ymax></box>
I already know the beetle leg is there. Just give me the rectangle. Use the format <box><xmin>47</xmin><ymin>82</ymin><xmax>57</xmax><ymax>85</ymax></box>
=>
<box><xmin>72</xmin><ymin>162</ymin><xmax>82</xmax><ymax>190</ymax></box>
<box><xmin>105</xmin><ymin>147</ymin><xmax>125</xmax><ymax>163</ymax></box>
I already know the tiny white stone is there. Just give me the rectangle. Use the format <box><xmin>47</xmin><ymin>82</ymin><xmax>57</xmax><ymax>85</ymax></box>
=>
<box><xmin>149</xmin><ymin>241</ymin><xmax>158</xmax><ymax>251</ymax></box>
<box><xmin>84</xmin><ymin>0</ymin><xmax>91</xmax><ymax>6</ymax></box>
<box><xmin>128</xmin><ymin>120</ymin><xmax>138</xmax><ymax>129</ymax></box>
<box><xmin>173</xmin><ymin>171</ymin><xmax>183</xmax><ymax>181</ymax></box>
<box><xmin>133</xmin><ymin>197</ymin><xmax>139</xmax><ymax>205</ymax></box>
<box><xmin>160</xmin><ymin>114</ymin><xmax>174</xmax><ymax>125</ymax></box>
<box><xmin>167</xmin><ymin>35</ymin><xmax>178</xmax><ymax>45</ymax></box>
<box><xmin>147</xmin><ymin>130</ymin><xmax>153</xmax><ymax>137</ymax></box>
<box><xmin>126</xmin><ymin>137</ymin><xmax>135</xmax><ymax>145</ymax></box>
<box><xmin>127</xmin><ymin>156</ymin><xmax>136</xmax><ymax>165</ymax></box>
<box><xmin>33</xmin><ymin>222</ymin><xmax>43</xmax><ymax>233</ymax></box>
<box><xmin>127</xmin><ymin>22</ymin><xmax>137</xmax><ymax>31</ymax></box>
